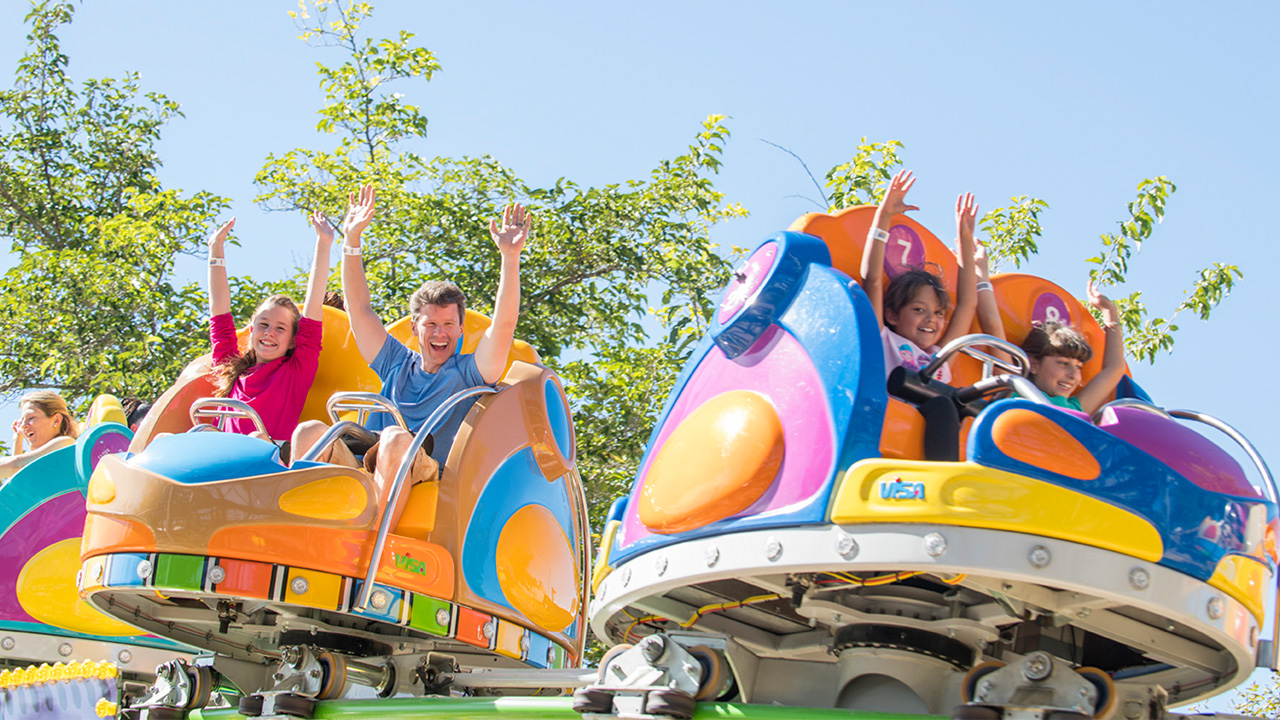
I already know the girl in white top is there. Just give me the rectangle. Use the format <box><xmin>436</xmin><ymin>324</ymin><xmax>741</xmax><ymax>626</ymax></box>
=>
<box><xmin>858</xmin><ymin>170</ymin><xmax>980</xmax><ymax>460</ymax></box>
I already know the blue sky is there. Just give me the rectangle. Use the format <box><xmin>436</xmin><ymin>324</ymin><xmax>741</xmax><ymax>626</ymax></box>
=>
<box><xmin>3</xmin><ymin>0</ymin><xmax>1279</xmax><ymax>706</ymax></box>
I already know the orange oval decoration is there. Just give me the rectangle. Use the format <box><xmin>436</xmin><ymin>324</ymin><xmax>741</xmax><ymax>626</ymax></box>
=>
<box><xmin>992</xmin><ymin>408</ymin><xmax>1100</xmax><ymax>480</ymax></box>
<box><xmin>639</xmin><ymin>390</ymin><xmax>784</xmax><ymax>534</ymax></box>
<box><xmin>495</xmin><ymin>504</ymin><xmax>579</xmax><ymax>631</ymax></box>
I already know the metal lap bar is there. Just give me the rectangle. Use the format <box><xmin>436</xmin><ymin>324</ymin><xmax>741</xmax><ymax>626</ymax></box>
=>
<box><xmin>922</xmin><ymin>333</ymin><xmax>1030</xmax><ymax>381</ymax></box>
<box><xmin>325</xmin><ymin>391</ymin><xmax>409</xmax><ymax>429</ymax></box>
<box><xmin>356</xmin><ymin>385</ymin><xmax>499</xmax><ymax>611</ymax></box>
<box><xmin>188</xmin><ymin>397</ymin><xmax>269</xmax><ymax>437</ymax></box>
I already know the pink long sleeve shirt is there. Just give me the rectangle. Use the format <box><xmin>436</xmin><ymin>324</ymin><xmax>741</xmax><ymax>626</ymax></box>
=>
<box><xmin>209</xmin><ymin>313</ymin><xmax>322</xmax><ymax>440</ymax></box>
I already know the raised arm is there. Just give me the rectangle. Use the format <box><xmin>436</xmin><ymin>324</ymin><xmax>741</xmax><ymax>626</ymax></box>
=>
<box><xmin>859</xmin><ymin>169</ymin><xmax>918</xmax><ymax>326</ymax></box>
<box><xmin>339</xmin><ymin>185</ymin><xmax>388</xmax><ymax>364</ymax></box>
<box><xmin>301</xmin><ymin>212</ymin><xmax>335</xmax><ymax>321</ymax></box>
<box><xmin>940</xmin><ymin>192</ymin><xmax>978</xmax><ymax>346</ymax></box>
<box><xmin>1076</xmin><ymin>281</ymin><xmax>1127</xmax><ymax>414</ymax></box>
<box><xmin>973</xmin><ymin>241</ymin><xmax>1012</xmax><ymax>363</ymax></box>
<box><xmin>473</xmin><ymin>204</ymin><xmax>529</xmax><ymax>384</ymax></box>
<box><xmin>207</xmin><ymin>218</ymin><xmax>235</xmax><ymax>316</ymax></box>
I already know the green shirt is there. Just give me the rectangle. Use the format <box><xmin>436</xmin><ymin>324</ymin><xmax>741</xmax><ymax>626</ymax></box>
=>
<box><xmin>1047</xmin><ymin>394</ymin><xmax>1083</xmax><ymax>411</ymax></box>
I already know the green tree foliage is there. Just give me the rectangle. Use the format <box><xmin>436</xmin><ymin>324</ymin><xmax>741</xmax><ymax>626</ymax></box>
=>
<box><xmin>0</xmin><ymin>1</ymin><xmax>227</xmax><ymax>407</ymax></box>
<box><xmin>825</xmin><ymin>142</ymin><xmax>1240</xmax><ymax>364</ymax></box>
<box><xmin>255</xmin><ymin>0</ymin><xmax>746</xmax><ymax>527</ymax></box>
<box><xmin>1086</xmin><ymin>177</ymin><xmax>1242</xmax><ymax>363</ymax></box>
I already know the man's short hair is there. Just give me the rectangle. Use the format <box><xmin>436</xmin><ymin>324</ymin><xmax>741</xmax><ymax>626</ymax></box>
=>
<box><xmin>409</xmin><ymin>280</ymin><xmax>467</xmax><ymax>324</ymax></box>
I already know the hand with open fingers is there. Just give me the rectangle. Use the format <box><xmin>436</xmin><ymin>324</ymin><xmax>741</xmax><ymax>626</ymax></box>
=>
<box><xmin>208</xmin><ymin>217</ymin><xmax>235</xmax><ymax>255</ymax></box>
<box><xmin>310</xmin><ymin>211</ymin><xmax>335</xmax><ymax>244</ymax></box>
<box><xmin>956</xmin><ymin>192</ymin><xmax>978</xmax><ymax>242</ymax></box>
<box><xmin>1087</xmin><ymin>280</ymin><xmax>1121</xmax><ymax>325</ymax></box>
<box><xmin>490</xmin><ymin>203</ymin><xmax>529</xmax><ymax>256</ymax></box>
<box><xmin>880</xmin><ymin>169</ymin><xmax>920</xmax><ymax>217</ymax></box>
<box><xmin>343</xmin><ymin>184</ymin><xmax>377</xmax><ymax>238</ymax></box>
<box><xmin>975</xmin><ymin>241</ymin><xmax>992</xmax><ymax>280</ymax></box>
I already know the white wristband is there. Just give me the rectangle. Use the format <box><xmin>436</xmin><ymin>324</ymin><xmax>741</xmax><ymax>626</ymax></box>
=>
<box><xmin>342</xmin><ymin>245</ymin><xmax>362</xmax><ymax>256</ymax></box>
<box><xmin>208</xmin><ymin>257</ymin><xmax>225</xmax><ymax>267</ymax></box>
<box><xmin>976</xmin><ymin>281</ymin><xmax>993</xmax><ymax>293</ymax></box>
<box><xmin>868</xmin><ymin>227</ymin><xmax>890</xmax><ymax>244</ymax></box>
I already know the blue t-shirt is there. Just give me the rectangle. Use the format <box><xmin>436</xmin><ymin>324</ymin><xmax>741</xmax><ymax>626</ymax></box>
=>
<box><xmin>366</xmin><ymin>335</ymin><xmax>490</xmax><ymax>467</ymax></box>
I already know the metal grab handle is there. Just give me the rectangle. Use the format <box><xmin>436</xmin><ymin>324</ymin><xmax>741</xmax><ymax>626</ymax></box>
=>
<box><xmin>325</xmin><ymin>392</ymin><xmax>408</xmax><ymax>430</ymax></box>
<box><xmin>1093</xmin><ymin>400</ymin><xmax>1276</xmax><ymax>505</ymax></box>
<box><xmin>921</xmin><ymin>334</ymin><xmax>1030</xmax><ymax>382</ymax></box>
<box><xmin>188</xmin><ymin>397</ymin><xmax>269</xmax><ymax>438</ymax></box>
<box><xmin>1168</xmin><ymin>409</ymin><xmax>1277</xmax><ymax>505</ymax></box>
<box><xmin>1090</xmin><ymin>397</ymin><xmax>1174</xmax><ymax>424</ymax></box>
<box><xmin>356</xmin><ymin>385</ymin><xmax>498</xmax><ymax>611</ymax></box>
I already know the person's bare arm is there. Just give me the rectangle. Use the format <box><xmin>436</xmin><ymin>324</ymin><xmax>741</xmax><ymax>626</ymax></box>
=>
<box><xmin>940</xmin><ymin>192</ymin><xmax>978</xmax><ymax>346</ymax></box>
<box><xmin>339</xmin><ymin>185</ymin><xmax>388</xmax><ymax>364</ymax></box>
<box><xmin>1076</xmin><ymin>281</ymin><xmax>1126</xmax><ymax>414</ymax></box>
<box><xmin>473</xmin><ymin>204</ymin><xmax>529</xmax><ymax>384</ymax></box>
<box><xmin>972</xmin><ymin>240</ymin><xmax>1012</xmax><ymax>364</ymax></box>
<box><xmin>207</xmin><ymin>218</ymin><xmax>235</xmax><ymax>316</ymax></box>
<box><xmin>859</xmin><ymin>169</ymin><xmax>918</xmax><ymax>326</ymax></box>
<box><xmin>301</xmin><ymin>212</ymin><xmax>335</xmax><ymax>321</ymax></box>
<box><xmin>0</xmin><ymin>435</ymin><xmax>74</xmax><ymax>480</ymax></box>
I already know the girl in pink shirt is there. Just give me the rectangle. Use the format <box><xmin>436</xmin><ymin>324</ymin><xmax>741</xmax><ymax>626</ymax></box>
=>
<box><xmin>206</xmin><ymin>212</ymin><xmax>333</xmax><ymax>441</ymax></box>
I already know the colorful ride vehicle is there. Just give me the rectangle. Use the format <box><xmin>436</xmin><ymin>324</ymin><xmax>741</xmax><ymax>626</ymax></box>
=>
<box><xmin>589</xmin><ymin>207</ymin><xmax>1277</xmax><ymax>717</ymax></box>
<box><xmin>0</xmin><ymin>395</ymin><xmax>192</xmax><ymax>683</ymax></box>
<box><xmin>77</xmin><ymin>306</ymin><xmax>590</xmax><ymax>704</ymax></box>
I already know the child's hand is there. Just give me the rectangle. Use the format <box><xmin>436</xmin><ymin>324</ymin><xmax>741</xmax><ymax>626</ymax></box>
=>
<box><xmin>208</xmin><ymin>217</ymin><xmax>235</xmax><ymax>256</ymax></box>
<box><xmin>10</xmin><ymin>420</ymin><xmax>23</xmax><ymax>455</ymax></box>
<box><xmin>879</xmin><ymin>170</ymin><xmax>920</xmax><ymax>217</ymax></box>
<box><xmin>342</xmin><ymin>185</ymin><xmax>377</xmax><ymax>239</ymax></box>
<box><xmin>975</xmin><ymin>241</ymin><xmax>991</xmax><ymax>281</ymax></box>
<box><xmin>1087</xmin><ymin>280</ymin><xmax>1121</xmax><ymax>327</ymax></box>
<box><xmin>490</xmin><ymin>203</ymin><xmax>530</xmax><ymax>257</ymax></box>
<box><xmin>955</xmin><ymin>192</ymin><xmax>977</xmax><ymax>242</ymax></box>
<box><xmin>310</xmin><ymin>211</ymin><xmax>335</xmax><ymax>244</ymax></box>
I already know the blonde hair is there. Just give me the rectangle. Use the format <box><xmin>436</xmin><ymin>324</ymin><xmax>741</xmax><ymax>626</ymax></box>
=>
<box><xmin>20</xmin><ymin>390</ymin><xmax>79</xmax><ymax>440</ymax></box>
<box><xmin>214</xmin><ymin>294</ymin><xmax>301</xmax><ymax>397</ymax></box>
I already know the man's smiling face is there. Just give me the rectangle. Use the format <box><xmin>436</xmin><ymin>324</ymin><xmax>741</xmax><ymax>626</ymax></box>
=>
<box><xmin>414</xmin><ymin>303</ymin><xmax>464</xmax><ymax>373</ymax></box>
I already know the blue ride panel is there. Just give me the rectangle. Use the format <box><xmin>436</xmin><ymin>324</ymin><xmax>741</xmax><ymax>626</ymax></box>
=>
<box><xmin>128</xmin><ymin>432</ymin><xmax>286</xmax><ymax>483</ymax></box>
<box><xmin>609</xmin><ymin>232</ymin><xmax>887</xmax><ymax>566</ymax></box>
<box><xmin>969</xmin><ymin>399</ymin><xmax>1275</xmax><ymax>581</ymax></box>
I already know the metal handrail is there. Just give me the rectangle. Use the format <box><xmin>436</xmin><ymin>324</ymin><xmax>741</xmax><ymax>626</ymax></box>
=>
<box><xmin>1090</xmin><ymin>397</ymin><xmax>1174</xmax><ymax>424</ymax></box>
<box><xmin>1168</xmin><ymin>409</ymin><xmax>1277</xmax><ymax>506</ymax></box>
<box><xmin>921</xmin><ymin>333</ymin><xmax>1030</xmax><ymax>382</ymax></box>
<box><xmin>188</xmin><ymin>397</ymin><xmax>269</xmax><ymax>438</ymax></box>
<box><xmin>325</xmin><ymin>392</ymin><xmax>408</xmax><ymax>430</ymax></box>
<box><xmin>356</xmin><ymin>385</ymin><xmax>499</xmax><ymax>611</ymax></box>
<box><xmin>296</xmin><ymin>421</ymin><xmax>378</xmax><ymax>464</ymax></box>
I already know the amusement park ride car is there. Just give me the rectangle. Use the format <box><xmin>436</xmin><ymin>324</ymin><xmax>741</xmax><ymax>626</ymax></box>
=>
<box><xmin>1</xmin><ymin>207</ymin><xmax>1273</xmax><ymax>720</ymax></box>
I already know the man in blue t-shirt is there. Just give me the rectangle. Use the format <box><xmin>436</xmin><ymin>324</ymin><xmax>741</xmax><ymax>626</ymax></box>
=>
<box><xmin>292</xmin><ymin>185</ymin><xmax>528</xmax><ymax>477</ymax></box>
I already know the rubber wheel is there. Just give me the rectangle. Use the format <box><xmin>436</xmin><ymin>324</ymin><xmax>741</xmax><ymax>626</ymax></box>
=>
<box><xmin>316</xmin><ymin>652</ymin><xmax>348</xmax><ymax>700</ymax></box>
<box><xmin>1076</xmin><ymin>667</ymin><xmax>1116</xmax><ymax>719</ymax></box>
<box><xmin>961</xmin><ymin>661</ymin><xmax>1006</xmax><ymax>702</ymax></box>
<box><xmin>183</xmin><ymin>666</ymin><xmax>214</xmax><ymax>711</ymax></box>
<box><xmin>273</xmin><ymin>694</ymin><xmax>318</xmax><ymax>719</ymax></box>
<box><xmin>951</xmin><ymin>705</ymin><xmax>1002</xmax><ymax>720</ymax></box>
<box><xmin>238</xmin><ymin>694</ymin><xmax>264</xmax><ymax>716</ymax></box>
<box><xmin>596</xmin><ymin>643</ymin><xmax>633</xmax><ymax>684</ymax></box>
<box><xmin>1047</xmin><ymin>712</ymin><xmax>1092</xmax><ymax>720</ymax></box>
<box><xmin>687</xmin><ymin>645</ymin><xmax>726</xmax><ymax>701</ymax></box>
<box><xmin>645</xmin><ymin>689</ymin><xmax>696</xmax><ymax>719</ymax></box>
<box><xmin>572</xmin><ymin>688</ymin><xmax>614</xmax><ymax>714</ymax></box>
